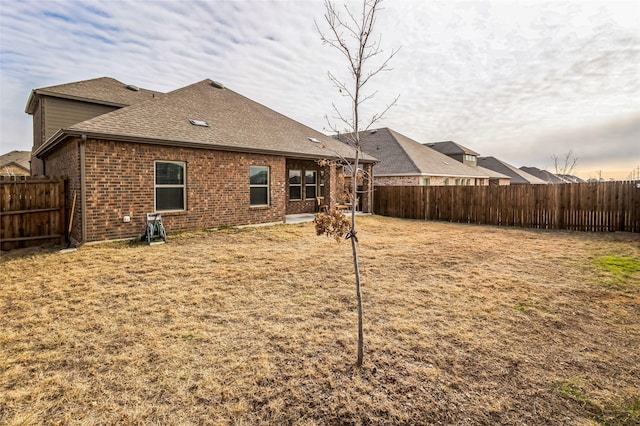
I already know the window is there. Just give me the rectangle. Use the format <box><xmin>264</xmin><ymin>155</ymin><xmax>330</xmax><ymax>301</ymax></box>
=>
<box><xmin>289</xmin><ymin>170</ymin><xmax>302</xmax><ymax>200</ymax></box>
<box><xmin>305</xmin><ymin>170</ymin><xmax>317</xmax><ymax>199</ymax></box>
<box><xmin>250</xmin><ymin>166</ymin><xmax>269</xmax><ymax>206</ymax></box>
<box><xmin>155</xmin><ymin>161</ymin><xmax>186</xmax><ymax>211</ymax></box>
<box><xmin>443</xmin><ymin>178</ymin><xmax>449</xmax><ymax>186</ymax></box>
<box><xmin>319</xmin><ymin>171</ymin><xmax>325</xmax><ymax>197</ymax></box>
<box><xmin>422</xmin><ymin>178</ymin><xmax>430</xmax><ymax>186</ymax></box>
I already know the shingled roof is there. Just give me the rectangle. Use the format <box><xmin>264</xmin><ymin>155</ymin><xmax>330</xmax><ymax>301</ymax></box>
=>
<box><xmin>339</xmin><ymin>128</ymin><xmax>488</xmax><ymax>178</ymax></box>
<box><xmin>424</xmin><ymin>141</ymin><xmax>480</xmax><ymax>156</ymax></box>
<box><xmin>25</xmin><ymin>77</ymin><xmax>162</xmax><ymax>114</ymax></box>
<box><xmin>520</xmin><ymin>166</ymin><xmax>566</xmax><ymax>183</ymax></box>
<box><xmin>35</xmin><ymin>79</ymin><xmax>375</xmax><ymax>162</ymax></box>
<box><xmin>478</xmin><ymin>157</ymin><xmax>548</xmax><ymax>184</ymax></box>
<box><xmin>0</xmin><ymin>150</ymin><xmax>30</xmax><ymax>171</ymax></box>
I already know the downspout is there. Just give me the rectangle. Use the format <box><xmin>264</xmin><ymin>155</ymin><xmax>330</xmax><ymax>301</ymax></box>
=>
<box><xmin>80</xmin><ymin>134</ymin><xmax>87</xmax><ymax>244</ymax></box>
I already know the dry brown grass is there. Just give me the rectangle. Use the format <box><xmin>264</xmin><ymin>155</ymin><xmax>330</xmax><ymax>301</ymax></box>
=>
<box><xmin>1</xmin><ymin>215</ymin><xmax>639</xmax><ymax>425</ymax></box>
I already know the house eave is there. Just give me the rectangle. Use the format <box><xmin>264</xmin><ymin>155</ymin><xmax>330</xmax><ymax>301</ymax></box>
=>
<box><xmin>25</xmin><ymin>89</ymin><xmax>128</xmax><ymax>115</ymax></box>
<box><xmin>375</xmin><ymin>172</ymin><xmax>489</xmax><ymax>178</ymax></box>
<box><xmin>34</xmin><ymin>129</ymin><xmax>377</xmax><ymax>163</ymax></box>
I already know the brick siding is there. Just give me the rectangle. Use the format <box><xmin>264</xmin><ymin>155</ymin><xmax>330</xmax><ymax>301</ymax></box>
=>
<box><xmin>285</xmin><ymin>159</ymin><xmax>329</xmax><ymax>214</ymax></box>
<box><xmin>78</xmin><ymin>139</ymin><xmax>287</xmax><ymax>242</ymax></box>
<box><xmin>45</xmin><ymin>139</ymin><xmax>82</xmax><ymax>243</ymax></box>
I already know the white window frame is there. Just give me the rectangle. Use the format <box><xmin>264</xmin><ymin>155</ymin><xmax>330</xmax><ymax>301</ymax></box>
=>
<box><xmin>250</xmin><ymin>165</ymin><xmax>270</xmax><ymax>207</ymax></box>
<box><xmin>154</xmin><ymin>160</ymin><xmax>186</xmax><ymax>212</ymax></box>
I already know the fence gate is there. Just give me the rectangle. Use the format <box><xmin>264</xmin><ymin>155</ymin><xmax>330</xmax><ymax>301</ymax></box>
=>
<box><xmin>0</xmin><ymin>176</ymin><xmax>68</xmax><ymax>251</ymax></box>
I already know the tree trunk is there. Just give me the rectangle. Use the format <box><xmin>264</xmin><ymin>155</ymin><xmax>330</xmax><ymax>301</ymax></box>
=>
<box><xmin>352</xmin><ymin>232</ymin><xmax>363</xmax><ymax>366</ymax></box>
<box><xmin>351</xmin><ymin>147</ymin><xmax>364</xmax><ymax>367</ymax></box>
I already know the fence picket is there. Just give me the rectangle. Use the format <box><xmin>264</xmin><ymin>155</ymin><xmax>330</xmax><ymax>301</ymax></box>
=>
<box><xmin>1</xmin><ymin>176</ymin><xmax>68</xmax><ymax>250</ymax></box>
<box><xmin>374</xmin><ymin>182</ymin><xmax>640</xmax><ymax>233</ymax></box>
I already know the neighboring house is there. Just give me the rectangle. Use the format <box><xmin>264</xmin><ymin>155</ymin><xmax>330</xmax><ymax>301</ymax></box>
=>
<box><xmin>425</xmin><ymin>141</ymin><xmax>479</xmax><ymax>167</ymax></box>
<box><xmin>28</xmin><ymin>77</ymin><xmax>376</xmax><ymax>245</ymax></box>
<box><xmin>424</xmin><ymin>140</ymin><xmax>511</xmax><ymax>185</ymax></box>
<box><xmin>0</xmin><ymin>150</ymin><xmax>30</xmax><ymax>176</ymax></box>
<box><xmin>520</xmin><ymin>166</ymin><xmax>566</xmax><ymax>184</ymax></box>
<box><xmin>478</xmin><ymin>157</ymin><xmax>548</xmax><ymax>185</ymax></box>
<box><xmin>556</xmin><ymin>174</ymin><xmax>586</xmax><ymax>184</ymax></box>
<box><xmin>25</xmin><ymin>77</ymin><xmax>162</xmax><ymax>176</ymax></box>
<box><xmin>338</xmin><ymin>128</ymin><xmax>495</xmax><ymax>186</ymax></box>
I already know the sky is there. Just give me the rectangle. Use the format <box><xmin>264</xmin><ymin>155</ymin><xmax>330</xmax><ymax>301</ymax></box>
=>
<box><xmin>1</xmin><ymin>0</ymin><xmax>638</xmax><ymax>180</ymax></box>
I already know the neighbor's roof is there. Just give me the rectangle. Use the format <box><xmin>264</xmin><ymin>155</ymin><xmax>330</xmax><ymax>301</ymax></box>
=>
<box><xmin>476</xmin><ymin>165</ymin><xmax>510</xmax><ymax>180</ymax></box>
<box><xmin>0</xmin><ymin>150</ymin><xmax>30</xmax><ymax>171</ymax></box>
<box><xmin>25</xmin><ymin>77</ymin><xmax>162</xmax><ymax>114</ymax></box>
<box><xmin>424</xmin><ymin>141</ymin><xmax>480</xmax><ymax>157</ymax></box>
<box><xmin>478</xmin><ymin>157</ymin><xmax>548</xmax><ymax>184</ymax></box>
<box><xmin>556</xmin><ymin>174</ymin><xmax>586</xmax><ymax>183</ymax></box>
<box><xmin>520</xmin><ymin>166</ymin><xmax>565</xmax><ymax>184</ymax></box>
<box><xmin>339</xmin><ymin>128</ymin><xmax>488</xmax><ymax>178</ymax></box>
<box><xmin>35</xmin><ymin>79</ymin><xmax>375</xmax><ymax>163</ymax></box>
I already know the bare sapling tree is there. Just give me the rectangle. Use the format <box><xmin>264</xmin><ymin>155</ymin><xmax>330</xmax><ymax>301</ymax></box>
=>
<box><xmin>552</xmin><ymin>149</ymin><xmax>579</xmax><ymax>176</ymax></box>
<box><xmin>315</xmin><ymin>0</ymin><xmax>399</xmax><ymax>367</ymax></box>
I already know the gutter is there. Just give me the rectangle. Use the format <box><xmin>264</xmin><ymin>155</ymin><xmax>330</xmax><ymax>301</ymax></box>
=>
<box><xmin>375</xmin><ymin>172</ymin><xmax>490</xmax><ymax>179</ymax></box>
<box><xmin>34</xmin><ymin>129</ymin><xmax>378</xmax><ymax>164</ymax></box>
<box><xmin>25</xmin><ymin>89</ymin><xmax>128</xmax><ymax>114</ymax></box>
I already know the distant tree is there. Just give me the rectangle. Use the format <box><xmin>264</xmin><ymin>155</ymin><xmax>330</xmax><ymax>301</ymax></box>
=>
<box><xmin>315</xmin><ymin>0</ymin><xmax>399</xmax><ymax>367</ymax></box>
<box><xmin>552</xmin><ymin>149</ymin><xmax>579</xmax><ymax>176</ymax></box>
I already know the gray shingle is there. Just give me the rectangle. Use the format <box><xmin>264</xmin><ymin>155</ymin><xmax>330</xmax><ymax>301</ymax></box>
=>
<box><xmin>340</xmin><ymin>128</ymin><xmax>488</xmax><ymax>177</ymax></box>
<box><xmin>478</xmin><ymin>157</ymin><xmax>548</xmax><ymax>184</ymax></box>
<box><xmin>0</xmin><ymin>150</ymin><xmax>30</xmax><ymax>169</ymax></box>
<box><xmin>25</xmin><ymin>77</ymin><xmax>162</xmax><ymax>113</ymax></box>
<box><xmin>425</xmin><ymin>141</ymin><xmax>480</xmax><ymax>156</ymax></box>
<box><xmin>520</xmin><ymin>166</ymin><xmax>565</xmax><ymax>183</ymax></box>
<box><xmin>61</xmin><ymin>79</ymin><xmax>374</xmax><ymax>162</ymax></box>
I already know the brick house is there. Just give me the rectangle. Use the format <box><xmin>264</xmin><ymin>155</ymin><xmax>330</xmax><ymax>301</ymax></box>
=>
<box><xmin>477</xmin><ymin>157</ymin><xmax>547</xmax><ymax>185</ymax></box>
<box><xmin>26</xmin><ymin>77</ymin><xmax>162</xmax><ymax>176</ymax></box>
<box><xmin>339</xmin><ymin>128</ymin><xmax>499</xmax><ymax>186</ymax></box>
<box><xmin>425</xmin><ymin>141</ymin><xmax>511</xmax><ymax>186</ymax></box>
<box><xmin>0</xmin><ymin>151</ymin><xmax>31</xmax><ymax>176</ymax></box>
<box><xmin>28</xmin><ymin>78</ymin><xmax>375</xmax><ymax>244</ymax></box>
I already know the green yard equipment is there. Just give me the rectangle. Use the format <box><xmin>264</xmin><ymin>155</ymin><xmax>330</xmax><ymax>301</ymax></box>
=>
<box><xmin>145</xmin><ymin>213</ymin><xmax>167</xmax><ymax>245</ymax></box>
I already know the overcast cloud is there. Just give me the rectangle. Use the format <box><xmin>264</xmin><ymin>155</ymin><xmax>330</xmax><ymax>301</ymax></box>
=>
<box><xmin>1</xmin><ymin>0</ymin><xmax>638</xmax><ymax>179</ymax></box>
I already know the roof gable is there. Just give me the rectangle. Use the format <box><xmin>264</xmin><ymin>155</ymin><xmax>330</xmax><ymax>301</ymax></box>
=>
<box><xmin>25</xmin><ymin>77</ymin><xmax>162</xmax><ymax>114</ymax></box>
<box><xmin>42</xmin><ymin>79</ymin><xmax>374</xmax><ymax>162</ymax></box>
<box><xmin>520</xmin><ymin>166</ymin><xmax>565</xmax><ymax>183</ymax></box>
<box><xmin>478</xmin><ymin>157</ymin><xmax>547</xmax><ymax>184</ymax></box>
<box><xmin>425</xmin><ymin>141</ymin><xmax>480</xmax><ymax>156</ymax></box>
<box><xmin>341</xmin><ymin>128</ymin><xmax>488</xmax><ymax>178</ymax></box>
<box><xmin>0</xmin><ymin>150</ymin><xmax>30</xmax><ymax>170</ymax></box>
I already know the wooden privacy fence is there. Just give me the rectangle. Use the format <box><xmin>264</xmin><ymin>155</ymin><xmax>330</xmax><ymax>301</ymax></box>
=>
<box><xmin>1</xmin><ymin>176</ymin><xmax>68</xmax><ymax>250</ymax></box>
<box><xmin>374</xmin><ymin>181</ymin><xmax>640</xmax><ymax>232</ymax></box>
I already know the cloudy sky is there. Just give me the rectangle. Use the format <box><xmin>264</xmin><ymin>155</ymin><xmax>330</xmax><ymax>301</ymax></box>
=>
<box><xmin>1</xmin><ymin>0</ymin><xmax>638</xmax><ymax>179</ymax></box>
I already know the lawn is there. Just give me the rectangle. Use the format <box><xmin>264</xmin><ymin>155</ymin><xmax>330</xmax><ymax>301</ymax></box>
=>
<box><xmin>1</xmin><ymin>215</ymin><xmax>639</xmax><ymax>425</ymax></box>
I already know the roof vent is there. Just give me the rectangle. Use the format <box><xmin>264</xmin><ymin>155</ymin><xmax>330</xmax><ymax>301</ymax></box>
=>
<box><xmin>125</xmin><ymin>84</ymin><xmax>140</xmax><ymax>91</ymax></box>
<box><xmin>211</xmin><ymin>80</ymin><xmax>225</xmax><ymax>89</ymax></box>
<box><xmin>308</xmin><ymin>137</ymin><xmax>321</xmax><ymax>143</ymax></box>
<box><xmin>369</xmin><ymin>129</ymin><xmax>378</xmax><ymax>134</ymax></box>
<box><xmin>189</xmin><ymin>119</ymin><xmax>209</xmax><ymax>127</ymax></box>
